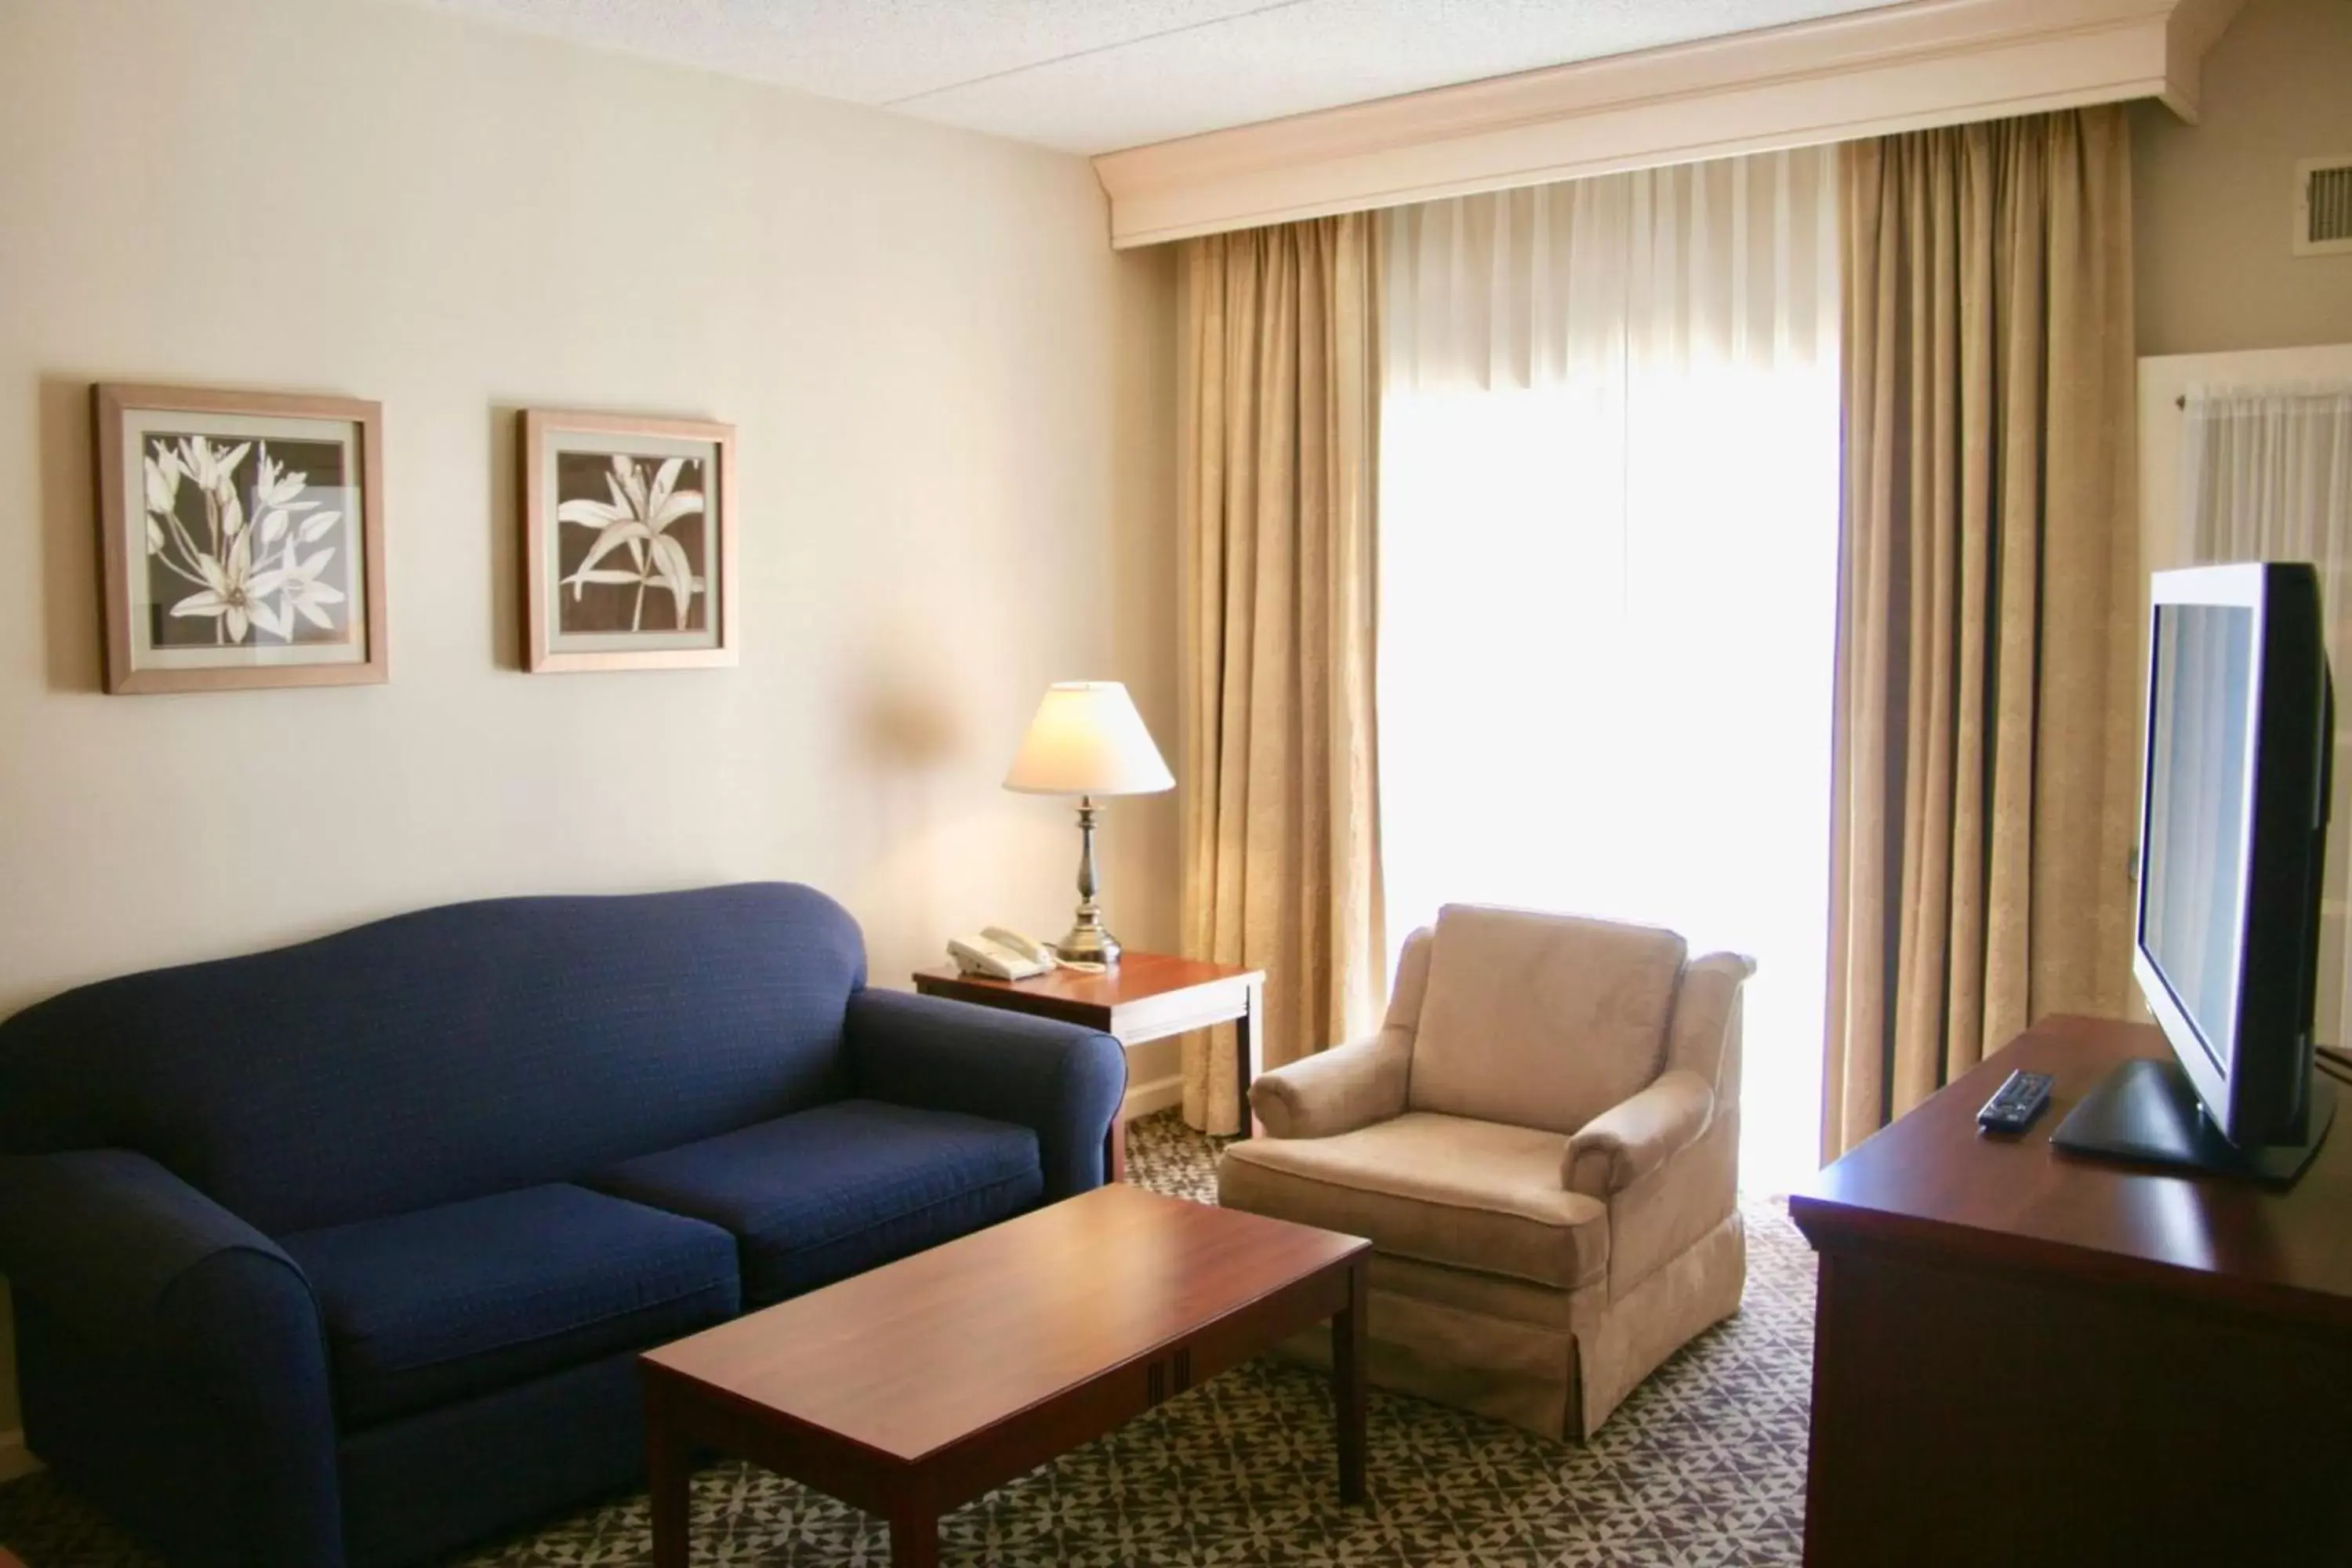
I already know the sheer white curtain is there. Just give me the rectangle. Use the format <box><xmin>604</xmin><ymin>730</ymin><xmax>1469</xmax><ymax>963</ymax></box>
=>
<box><xmin>2181</xmin><ymin>387</ymin><xmax>2352</xmax><ymax>1049</ymax></box>
<box><xmin>1379</xmin><ymin>147</ymin><xmax>1841</xmax><ymax>1194</ymax></box>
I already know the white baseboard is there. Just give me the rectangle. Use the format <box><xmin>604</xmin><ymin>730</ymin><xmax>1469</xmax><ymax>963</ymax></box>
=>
<box><xmin>0</xmin><ymin>1429</ymin><xmax>40</xmax><ymax>1483</ymax></box>
<box><xmin>1120</xmin><ymin>1073</ymin><xmax>1185</xmax><ymax>1123</ymax></box>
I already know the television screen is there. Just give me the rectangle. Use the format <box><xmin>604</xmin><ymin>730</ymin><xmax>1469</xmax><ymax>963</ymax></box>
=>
<box><xmin>2140</xmin><ymin>603</ymin><xmax>2257</xmax><ymax>1080</ymax></box>
<box><xmin>2057</xmin><ymin>561</ymin><xmax>2335</xmax><ymax>1184</ymax></box>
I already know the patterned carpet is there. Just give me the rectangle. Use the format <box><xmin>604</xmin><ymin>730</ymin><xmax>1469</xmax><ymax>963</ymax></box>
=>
<box><xmin>0</xmin><ymin>1111</ymin><xmax>1817</xmax><ymax>1566</ymax></box>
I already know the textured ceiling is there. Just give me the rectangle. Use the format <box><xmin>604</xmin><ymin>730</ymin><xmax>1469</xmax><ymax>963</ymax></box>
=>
<box><xmin>416</xmin><ymin>0</ymin><xmax>1908</xmax><ymax>154</ymax></box>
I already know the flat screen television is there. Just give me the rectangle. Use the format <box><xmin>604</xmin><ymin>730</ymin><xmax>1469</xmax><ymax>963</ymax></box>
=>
<box><xmin>2051</xmin><ymin>561</ymin><xmax>2337</xmax><ymax>1185</ymax></box>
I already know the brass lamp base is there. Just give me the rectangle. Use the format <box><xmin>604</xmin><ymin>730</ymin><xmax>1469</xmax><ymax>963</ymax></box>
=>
<box><xmin>1055</xmin><ymin>920</ymin><xmax>1121</xmax><ymax>968</ymax></box>
<box><xmin>1057</xmin><ymin>794</ymin><xmax>1121</xmax><ymax>969</ymax></box>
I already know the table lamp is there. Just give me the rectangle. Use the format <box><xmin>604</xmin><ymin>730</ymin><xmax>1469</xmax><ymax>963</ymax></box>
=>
<box><xmin>1004</xmin><ymin>681</ymin><xmax>1174</xmax><ymax>967</ymax></box>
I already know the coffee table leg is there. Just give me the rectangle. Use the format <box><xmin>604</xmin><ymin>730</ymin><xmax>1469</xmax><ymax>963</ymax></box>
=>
<box><xmin>889</xmin><ymin>1505</ymin><xmax>938</xmax><ymax>1568</ymax></box>
<box><xmin>1334</xmin><ymin>1254</ymin><xmax>1368</xmax><ymax>1505</ymax></box>
<box><xmin>646</xmin><ymin>1381</ymin><xmax>690</xmax><ymax>1568</ymax></box>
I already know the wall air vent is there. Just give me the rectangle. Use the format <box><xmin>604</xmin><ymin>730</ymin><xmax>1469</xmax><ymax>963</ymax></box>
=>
<box><xmin>2296</xmin><ymin>157</ymin><xmax>2352</xmax><ymax>256</ymax></box>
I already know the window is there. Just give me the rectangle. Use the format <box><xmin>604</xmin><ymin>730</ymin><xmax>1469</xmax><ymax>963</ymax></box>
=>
<box><xmin>2181</xmin><ymin>387</ymin><xmax>2352</xmax><ymax>1051</ymax></box>
<box><xmin>1378</xmin><ymin>151</ymin><xmax>1841</xmax><ymax>1192</ymax></box>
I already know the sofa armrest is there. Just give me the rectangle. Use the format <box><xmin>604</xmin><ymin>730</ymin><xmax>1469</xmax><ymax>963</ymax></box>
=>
<box><xmin>1250</xmin><ymin>1033</ymin><xmax>1410</xmax><ymax>1139</ymax></box>
<box><xmin>1563</xmin><ymin>1070</ymin><xmax>1715</xmax><ymax>1199</ymax></box>
<box><xmin>0</xmin><ymin>1149</ymin><xmax>345</xmax><ymax>1566</ymax></box>
<box><xmin>844</xmin><ymin>988</ymin><xmax>1127</xmax><ymax>1200</ymax></box>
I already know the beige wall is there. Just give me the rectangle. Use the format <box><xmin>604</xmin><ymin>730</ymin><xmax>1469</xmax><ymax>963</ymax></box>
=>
<box><xmin>2133</xmin><ymin>0</ymin><xmax>2352</xmax><ymax>356</ymax></box>
<box><xmin>0</xmin><ymin>0</ymin><xmax>1179</xmax><ymax>1436</ymax></box>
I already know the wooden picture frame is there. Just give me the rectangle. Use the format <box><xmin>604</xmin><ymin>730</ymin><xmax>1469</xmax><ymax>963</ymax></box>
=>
<box><xmin>95</xmin><ymin>383</ymin><xmax>388</xmax><ymax>695</ymax></box>
<box><xmin>521</xmin><ymin>409</ymin><xmax>739</xmax><ymax>673</ymax></box>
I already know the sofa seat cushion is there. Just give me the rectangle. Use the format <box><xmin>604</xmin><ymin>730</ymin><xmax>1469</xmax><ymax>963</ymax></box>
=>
<box><xmin>584</xmin><ymin>1098</ymin><xmax>1043</xmax><ymax>1306</ymax></box>
<box><xmin>281</xmin><ymin>1185</ymin><xmax>739</xmax><ymax>1428</ymax></box>
<box><xmin>1217</xmin><ymin>1112</ymin><xmax>1609</xmax><ymax>1290</ymax></box>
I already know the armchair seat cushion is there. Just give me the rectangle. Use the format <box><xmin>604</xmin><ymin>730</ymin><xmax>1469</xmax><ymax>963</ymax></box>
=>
<box><xmin>281</xmin><ymin>1184</ymin><xmax>739</xmax><ymax>1429</ymax></box>
<box><xmin>1218</xmin><ymin>1112</ymin><xmax>1609</xmax><ymax>1290</ymax></box>
<box><xmin>584</xmin><ymin>1099</ymin><xmax>1043</xmax><ymax>1306</ymax></box>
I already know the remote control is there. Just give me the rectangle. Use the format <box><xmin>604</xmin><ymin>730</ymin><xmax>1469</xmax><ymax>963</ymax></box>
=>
<box><xmin>1976</xmin><ymin>1069</ymin><xmax>2054</xmax><ymax>1134</ymax></box>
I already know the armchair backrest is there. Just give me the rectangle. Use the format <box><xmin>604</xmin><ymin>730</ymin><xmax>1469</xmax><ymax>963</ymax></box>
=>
<box><xmin>1401</xmin><ymin>904</ymin><xmax>1689</xmax><ymax>1136</ymax></box>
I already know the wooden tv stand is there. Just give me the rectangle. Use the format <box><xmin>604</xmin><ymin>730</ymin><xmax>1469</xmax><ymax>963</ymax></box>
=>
<box><xmin>1791</xmin><ymin>1014</ymin><xmax>2352</xmax><ymax>1566</ymax></box>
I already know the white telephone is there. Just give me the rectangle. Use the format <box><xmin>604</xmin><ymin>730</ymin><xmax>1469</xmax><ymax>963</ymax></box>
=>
<box><xmin>947</xmin><ymin>927</ymin><xmax>1060</xmax><ymax>981</ymax></box>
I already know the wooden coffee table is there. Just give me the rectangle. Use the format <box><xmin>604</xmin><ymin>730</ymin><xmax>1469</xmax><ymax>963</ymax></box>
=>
<box><xmin>641</xmin><ymin>1185</ymin><xmax>1371</xmax><ymax>1567</ymax></box>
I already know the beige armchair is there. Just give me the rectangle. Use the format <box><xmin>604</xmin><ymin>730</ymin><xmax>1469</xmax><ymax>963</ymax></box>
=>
<box><xmin>1216</xmin><ymin>904</ymin><xmax>1754</xmax><ymax>1438</ymax></box>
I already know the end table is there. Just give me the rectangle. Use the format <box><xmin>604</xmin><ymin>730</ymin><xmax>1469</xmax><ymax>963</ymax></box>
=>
<box><xmin>910</xmin><ymin>953</ymin><xmax>1265</xmax><ymax>1181</ymax></box>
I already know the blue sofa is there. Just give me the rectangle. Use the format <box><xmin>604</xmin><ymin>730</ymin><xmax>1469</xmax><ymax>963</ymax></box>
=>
<box><xmin>0</xmin><ymin>883</ymin><xmax>1127</xmax><ymax>1567</ymax></box>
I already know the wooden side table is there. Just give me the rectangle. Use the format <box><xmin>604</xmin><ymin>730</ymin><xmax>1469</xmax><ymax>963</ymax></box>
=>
<box><xmin>911</xmin><ymin>953</ymin><xmax>1265</xmax><ymax>1181</ymax></box>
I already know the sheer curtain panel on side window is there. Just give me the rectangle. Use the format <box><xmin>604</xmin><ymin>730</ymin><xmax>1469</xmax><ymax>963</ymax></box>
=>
<box><xmin>1379</xmin><ymin>147</ymin><xmax>1841</xmax><ymax>1196</ymax></box>
<box><xmin>2181</xmin><ymin>387</ymin><xmax>2352</xmax><ymax>1053</ymax></box>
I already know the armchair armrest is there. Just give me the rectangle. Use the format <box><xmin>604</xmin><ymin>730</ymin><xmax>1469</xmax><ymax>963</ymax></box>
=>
<box><xmin>0</xmin><ymin>1149</ymin><xmax>344</xmax><ymax>1566</ymax></box>
<box><xmin>845</xmin><ymin>988</ymin><xmax>1127</xmax><ymax>1200</ymax></box>
<box><xmin>1563</xmin><ymin>1070</ymin><xmax>1715</xmax><ymax>1198</ymax></box>
<box><xmin>1250</xmin><ymin>1033</ymin><xmax>1410</xmax><ymax>1139</ymax></box>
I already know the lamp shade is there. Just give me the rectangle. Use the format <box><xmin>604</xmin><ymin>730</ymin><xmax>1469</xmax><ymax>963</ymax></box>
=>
<box><xmin>1003</xmin><ymin>681</ymin><xmax>1174</xmax><ymax>797</ymax></box>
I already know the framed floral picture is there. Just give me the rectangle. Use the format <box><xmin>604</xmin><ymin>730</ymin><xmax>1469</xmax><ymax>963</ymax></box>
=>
<box><xmin>521</xmin><ymin>410</ymin><xmax>738</xmax><ymax>673</ymax></box>
<box><xmin>95</xmin><ymin>383</ymin><xmax>387</xmax><ymax>694</ymax></box>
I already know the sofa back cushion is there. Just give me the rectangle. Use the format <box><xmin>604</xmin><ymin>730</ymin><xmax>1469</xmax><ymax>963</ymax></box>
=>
<box><xmin>0</xmin><ymin>884</ymin><xmax>866</xmax><ymax>1234</ymax></box>
<box><xmin>1406</xmin><ymin>904</ymin><xmax>1686</xmax><ymax>1136</ymax></box>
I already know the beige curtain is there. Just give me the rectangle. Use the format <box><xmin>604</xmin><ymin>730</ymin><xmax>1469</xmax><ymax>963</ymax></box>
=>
<box><xmin>1178</xmin><ymin>214</ymin><xmax>1386</xmax><ymax>1136</ymax></box>
<box><xmin>1824</xmin><ymin>107</ymin><xmax>2143</xmax><ymax>1160</ymax></box>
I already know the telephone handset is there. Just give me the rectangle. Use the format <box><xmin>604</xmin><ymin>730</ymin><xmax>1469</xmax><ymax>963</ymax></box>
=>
<box><xmin>945</xmin><ymin>927</ymin><xmax>1108</xmax><ymax>980</ymax></box>
<box><xmin>947</xmin><ymin>927</ymin><xmax>1059</xmax><ymax>981</ymax></box>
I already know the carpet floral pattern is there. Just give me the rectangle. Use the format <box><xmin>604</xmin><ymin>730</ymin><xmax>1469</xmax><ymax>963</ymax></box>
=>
<box><xmin>0</xmin><ymin>1111</ymin><xmax>1816</xmax><ymax>1566</ymax></box>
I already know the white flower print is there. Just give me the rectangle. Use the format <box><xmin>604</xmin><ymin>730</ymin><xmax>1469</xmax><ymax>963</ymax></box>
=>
<box><xmin>170</xmin><ymin>528</ymin><xmax>268</xmax><ymax>644</ymax></box>
<box><xmin>143</xmin><ymin>436</ymin><xmax>348</xmax><ymax>648</ymax></box>
<box><xmin>557</xmin><ymin>454</ymin><xmax>705</xmax><ymax>631</ymax></box>
<box><xmin>252</xmin><ymin>546</ymin><xmax>345</xmax><ymax>633</ymax></box>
